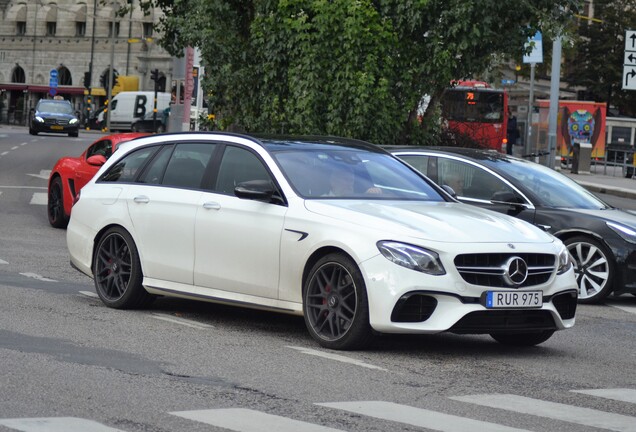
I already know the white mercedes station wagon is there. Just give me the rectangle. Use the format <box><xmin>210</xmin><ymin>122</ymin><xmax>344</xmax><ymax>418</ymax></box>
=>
<box><xmin>67</xmin><ymin>133</ymin><xmax>577</xmax><ymax>350</ymax></box>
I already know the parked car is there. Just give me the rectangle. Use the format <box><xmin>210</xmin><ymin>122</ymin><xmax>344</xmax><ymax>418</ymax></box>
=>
<box><xmin>387</xmin><ymin>146</ymin><xmax>636</xmax><ymax>304</ymax></box>
<box><xmin>29</xmin><ymin>97</ymin><xmax>80</xmax><ymax>137</ymax></box>
<box><xmin>130</xmin><ymin>110</ymin><xmax>167</xmax><ymax>133</ymax></box>
<box><xmin>47</xmin><ymin>133</ymin><xmax>148</xmax><ymax>228</ymax></box>
<box><xmin>67</xmin><ymin>133</ymin><xmax>577</xmax><ymax>350</ymax></box>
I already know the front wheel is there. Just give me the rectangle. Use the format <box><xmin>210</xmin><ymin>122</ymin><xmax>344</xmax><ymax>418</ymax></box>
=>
<box><xmin>490</xmin><ymin>330</ymin><xmax>555</xmax><ymax>346</ymax></box>
<box><xmin>303</xmin><ymin>253</ymin><xmax>372</xmax><ymax>350</ymax></box>
<box><xmin>93</xmin><ymin>227</ymin><xmax>153</xmax><ymax>309</ymax></box>
<box><xmin>565</xmin><ymin>236</ymin><xmax>615</xmax><ymax>304</ymax></box>
<box><xmin>47</xmin><ymin>176</ymin><xmax>68</xmax><ymax>228</ymax></box>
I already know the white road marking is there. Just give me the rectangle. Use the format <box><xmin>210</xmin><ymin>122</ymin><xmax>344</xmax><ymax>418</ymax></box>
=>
<box><xmin>0</xmin><ymin>258</ymin><xmax>8</xmax><ymax>265</ymax></box>
<box><xmin>150</xmin><ymin>312</ymin><xmax>214</xmax><ymax>330</ymax></box>
<box><xmin>19</xmin><ymin>273</ymin><xmax>57</xmax><ymax>283</ymax></box>
<box><xmin>1</xmin><ymin>151</ymin><xmax>8</xmax><ymax>156</ymax></box>
<box><xmin>572</xmin><ymin>388</ymin><xmax>636</xmax><ymax>404</ymax></box>
<box><xmin>451</xmin><ymin>394</ymin><xmax>636</xmax><ymax>432</ymax></box>
<box><xmin>26</xmin><ymin>170</ymin><xmax>51</xmax><ymax>180</ymax></box>
<box><xmin>29</xmin><ymin>193</ymin><xmax>47</xmax><ymax>205</ymax></box>
<box><xmin>171</xmin><ymin>408</ymin><xmax>345</xmax><ymax>432</ymax></box>
<box><xmin>0</xmin><ymin>417</ymin><xmax>126</xmax><ymax>432</ymax></box>
<box><xmin>79</xmin><ymin>291</ymin><xmax>99</xmax><ymax>298</ymax></box>
<box><xmin>10</xmin><ymin>146</ymin><xmax>18</xmax><ymax>150</ymax></box>
<box><xmin>0</xmin><ymin>186</ymin><xmax>46</xmax><ymax>190</ymax></box>
<box><xmin>287</xmin><ymin>346</ymin><xmax>387</xmax><ymax>371</ymax></box>
<box><xmin>318</xmin><ymin>401</ymin><xmax>531</xmax><ymax>432</ymax></box>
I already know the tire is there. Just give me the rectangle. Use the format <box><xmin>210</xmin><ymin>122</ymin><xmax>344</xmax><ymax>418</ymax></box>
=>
<box><xmin>564</xmin><ymin>235</ymin><xmax>615</xmax><ymax>304</ymax></box>
<box><xmin>29</xmin><ymin>128</ymin><xmax>37</xmax><ymax>135</ymax></box>
<box><xmin>69</xmin><ymin>131</ymin><xmax>79</xmax><ymax>137</ymax></box>
<box><xmin>303</xmin><ymin>253</ymin><xmax>373</xmax><ymax>350</ymax></box>
<box><xmin>490</xmin><ymin>330</ymin><xmax>555</xmax><ymax>346</ymax></box>
<box><xmin>47</xmin><ymin>177</ymin><xmax>69</xmax><ymax>228</ymax></box>
<box><xmin>93</xmin><ymin>227</ymin><xmax>154</xmax><ymax>309</ymax></box>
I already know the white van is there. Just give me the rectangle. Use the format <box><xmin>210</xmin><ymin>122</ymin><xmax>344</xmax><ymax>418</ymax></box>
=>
<box><xmin>101</xmin><ymin>91</ymin><xmax>171</xmax><ymax>131</ymax></box>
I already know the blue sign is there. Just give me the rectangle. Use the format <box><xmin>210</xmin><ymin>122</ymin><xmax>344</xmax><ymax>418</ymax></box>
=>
<box><xmin>50</xmin><ymin>69</ymin><xmax>58</xmax><ymax>79</ymax></box>
<box><xmin>49</xmin><ymin>88</ymin><xmax>57</xmax><ymax>96</ymax></box>
<box><xmin>501</xmin><ymin>79</ymin><xmax>516</xmax><ymax>86</ymax></box>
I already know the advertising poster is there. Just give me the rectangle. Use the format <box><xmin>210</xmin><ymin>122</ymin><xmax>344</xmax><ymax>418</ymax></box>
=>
<box><xmin>537</xmin><ymin>100</ymin><xmax>606</xmax><ymax>158</ymax></box>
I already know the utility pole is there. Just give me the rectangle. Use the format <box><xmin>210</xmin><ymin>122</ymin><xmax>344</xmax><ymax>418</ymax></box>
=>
<box><xmin>547</xmin><ymin>36</ymin><xmax>563</xmax><ymax>170</ymax></box>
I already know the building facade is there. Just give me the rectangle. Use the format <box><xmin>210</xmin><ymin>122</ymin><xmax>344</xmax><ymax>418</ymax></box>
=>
<box><xmin>0</xmin><ymin>0</ymin><xmax>173</xmax><ymax>125</ymax></box>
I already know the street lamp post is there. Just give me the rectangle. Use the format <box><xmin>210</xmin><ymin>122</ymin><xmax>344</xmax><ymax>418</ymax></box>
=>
<box><xmin>106</xmin><ymin>1</ymin><xmax>117</xmax><ymax>132</ymax></box>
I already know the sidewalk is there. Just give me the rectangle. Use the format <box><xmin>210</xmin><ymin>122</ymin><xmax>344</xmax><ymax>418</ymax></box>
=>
<box><xmin>561</xmin><ymin>168</ymin><xmax>636</xmax><ymax>199</ymax></box>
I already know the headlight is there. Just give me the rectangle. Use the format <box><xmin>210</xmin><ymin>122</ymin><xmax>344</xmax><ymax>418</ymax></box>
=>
<box><xmin>557</xmin><ymin>244</ymin><xmax>572</xmax><ymax>274</ymax></box>
<box><xmin>607</xmin><ymin>221</ymin><xmax>636</xmax><ymax>244</ymax></box>
<box><xmin>35</xmin><ymin>116</ymin><xmax>44</xmax><ymax>123</ymax></box>
<box><xmin>377</xmin><ymin>241</ymin><xmax>445</xmax><ymax>275</ymax></box>
<box><xmin>69</xmin><ymin>118</ymin><xmax>79</xmax><ymax>125</ymax></box>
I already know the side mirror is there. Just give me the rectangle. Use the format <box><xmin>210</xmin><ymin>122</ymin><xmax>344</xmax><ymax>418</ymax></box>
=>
<box><xmin>86</xmin><ymin>155</ymin><xmax>107</xmax><ymax>166</ymax></box>
<box><xmin>441</xmin><ymin>184</ymin><xmax>457</xmax><ymax>199</ymax></box>
<box><xmin>234</xmin><ymin>180</ymin><xmax>275</xmax><ymax>202</ymax></box>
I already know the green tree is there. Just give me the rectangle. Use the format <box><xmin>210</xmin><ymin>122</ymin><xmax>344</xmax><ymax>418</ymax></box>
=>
<box><xmin>135</xmin><ymin>0</ymin><xmax>579</xmax><ymax>145</ymax></box>
<box><xmin>564</xmin><ymin>0</ymin><xmax>636</xmax><ymax>116</ymax></box>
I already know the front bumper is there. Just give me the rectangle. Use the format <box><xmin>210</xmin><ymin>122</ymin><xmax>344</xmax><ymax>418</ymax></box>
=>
<box><xmin>360</xmin><ymin>252</ymin><xmax>577</xmax><ymax>335</ymax></box>
<box><xmin>31</xmin><ymin>121</ymin><xmax>79</xmax><ymax>134</ymax></box>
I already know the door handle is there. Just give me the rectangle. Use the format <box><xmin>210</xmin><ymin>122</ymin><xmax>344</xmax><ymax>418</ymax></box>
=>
<box><xmin>133</xmin><ymin>195</ymin><xmax>150</xmax><ymax>204</ymax></box>
<box><xmin>202</xmin><ymin>201</ymin><xmax>221</xmax><ymax>210</ymax></box>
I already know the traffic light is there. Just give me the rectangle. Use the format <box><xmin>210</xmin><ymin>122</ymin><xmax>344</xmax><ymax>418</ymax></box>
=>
<box><xmin>83</xmin><ymin>71</ymin><xmax>91</xmax><ymax>89</ymax></box>
<box><xmin>150</xmin><ymin>69</ymin><xmax>159</xmax><ymax>82</ymax></box>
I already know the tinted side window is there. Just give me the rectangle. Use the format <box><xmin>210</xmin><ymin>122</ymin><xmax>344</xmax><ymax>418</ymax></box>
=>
<box><xmin>100</xmin><ymin>146</ymin><xmax>158</xmax><ymax>183</ymax></box>
<box><xmin>215</xmin><ymin>146</ymin><xmax>271</xmax><ymax>195</ymax></box>
<box><xmin>86</xmin><ymin>140</ymin><xmax>112</xmax><ymax>159</ymax></box>
<box><xmin>399</xmin><ymin>154</ymin><xmax>429</xmax><ymax>176</ymax></box>
<box><xmin>437</xmin><ymin>158</ymin><xmax>514</xmax><ymax>200</ymax></box>
<box><xmin>161</xmin><ymin>143</ymin><xmax>216</xmax><ymax>189</ymax></box>
<box><xmin>137</xmin><ymin>146</ymin><xmax>173</xmax><ymax>185</ymax></box>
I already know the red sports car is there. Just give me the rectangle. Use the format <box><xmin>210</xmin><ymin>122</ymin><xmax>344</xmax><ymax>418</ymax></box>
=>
<box><xmin>47</xmin><ymin>133</ymin><xmax>148</xmax><ymax>228</ymax></box>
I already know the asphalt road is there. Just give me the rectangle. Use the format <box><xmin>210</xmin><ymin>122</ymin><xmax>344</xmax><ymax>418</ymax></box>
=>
<box><xmin>0</xmin><ymin>127</ymin><xmax>635</xmax><ymax>432</ymax></box>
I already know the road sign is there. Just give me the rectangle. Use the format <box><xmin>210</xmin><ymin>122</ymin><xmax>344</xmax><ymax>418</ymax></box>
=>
<box><xmin>523</xmin><ymin>31</ymin><xmax>543</xmax><ymax>64</ymax></box>
<box><xmin>623</xmin><ymin>30</ymin><xmax>636</xmax><ymax>91</ymax></box>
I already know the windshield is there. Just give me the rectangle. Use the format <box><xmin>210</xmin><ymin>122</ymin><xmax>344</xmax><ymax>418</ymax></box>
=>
<box><xmin>482</xmin><ymin>157</ymin><xmax>609</xmax><ymax>209</ymax></box>
<box><xmin>37</xmin><ymin>101</ymin><xmax>74</xmax><ymax>115</ymax></box>
<box><xmin>272</xmin><ymin>148</ymin><xmax>445</xmax><ymax>201</ymax></box>
<box><xmin>442</xmin><ymin>89</ymin><xmax>504</xmax><ymax>123</ymax></box>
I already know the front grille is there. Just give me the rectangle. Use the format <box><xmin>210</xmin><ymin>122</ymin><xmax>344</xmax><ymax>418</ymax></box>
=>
<box><xmin>44</xmin><ymin>118</ymin><xmax>69</xmax><ymax>125</ymax></box>
<box><xmin>391</xmin><ymin>293</ymin><xmax>437</xmax><ymax>322</ymax></box>
<box><xmin>455</xmin><ymin>253</ymin><xmax>555</xmax><ymax>288</ymax></box>
<box><xmin>449</xmin><ymin>310</ymin><xmax>557</xmax><ymax>334</ymax></box>
<box><xmin>551</xmin><ymin>291</ymin><xmax>577</xmax><ymax>320</ymax></box>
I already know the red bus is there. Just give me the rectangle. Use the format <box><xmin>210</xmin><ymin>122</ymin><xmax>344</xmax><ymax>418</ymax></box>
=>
<box><xmin>440</xmin><ymin>80</ymin><xmax>509</xmax><ymax>151</ymax></box>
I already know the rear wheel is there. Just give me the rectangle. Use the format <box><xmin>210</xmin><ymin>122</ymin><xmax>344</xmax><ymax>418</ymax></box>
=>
<box><xmin>565</xmin><ymin>236</ymin><xmax>615</xmax><ymax>304</ymax></box>
<box><xmin>490</xmin><ymin>330</ymin><xmax>555</xmax><ymax>346</ymax></box>
<box><xmin>303</xmin><ymin>253</ymin><xmax>373</xmax><ymax>350</ymax></box>
<box><xmin>47</xmin><ymin>177</ymin><xmax>68</xmax><ymax>228</ymax></box>
<box><xmin>93</xmin><ymin>227</ymin><xmax>154</xmax><ymax>309</ymax></box>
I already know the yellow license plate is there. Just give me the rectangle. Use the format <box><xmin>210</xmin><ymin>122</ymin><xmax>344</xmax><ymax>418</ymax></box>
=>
<box><xmin>50</xmin><ymin>125</ymin><xmax>63</xmax><ymax>130</ymax></box>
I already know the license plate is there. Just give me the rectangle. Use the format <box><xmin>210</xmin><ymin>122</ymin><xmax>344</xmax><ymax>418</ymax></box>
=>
<box><xmin>485</xmin><ymin>291</ymin><xmax>542</xmax><ymax>308</ymax></box>
<box><xmin>50</xmin><ymin>125</ymin><xmax>63</xmax><ymax>130</ymax></box>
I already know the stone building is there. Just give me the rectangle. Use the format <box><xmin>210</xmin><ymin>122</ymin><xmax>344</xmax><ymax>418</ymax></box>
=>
<box><xmin>0</xmin><ymin>0</ymin><xmax>173</xmax><ymax>125</ymax></box>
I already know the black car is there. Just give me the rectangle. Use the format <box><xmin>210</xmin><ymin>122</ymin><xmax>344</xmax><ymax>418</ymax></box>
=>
<box><xmin>388</xmin><ymin>146</ymin><xmax>636</xmax><ymax>304</ymax></box>
<box><xmin>130</xmin><ymin>110</ymin><xmax>167</xmax><ymax>133</ymax></box>
<box><xmin>30</xmin><ymin>98</ymin><xmax>80</xmax><ymax>137</ymax></box>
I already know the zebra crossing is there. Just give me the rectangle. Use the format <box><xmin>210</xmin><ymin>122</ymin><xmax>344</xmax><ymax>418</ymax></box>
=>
<box><xmin>0</xmin><ymin>388</ymin><xmax>634</xmax><ymax>432</ymax></box>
